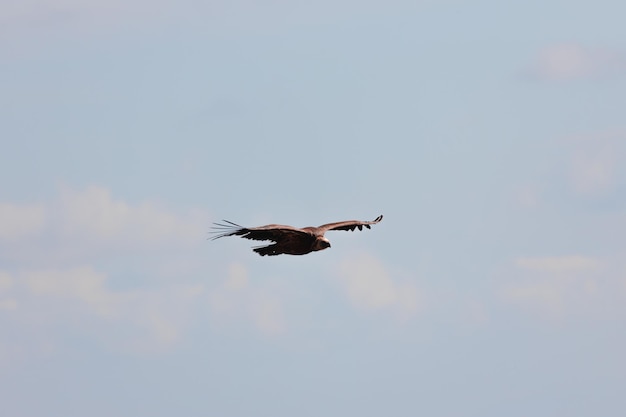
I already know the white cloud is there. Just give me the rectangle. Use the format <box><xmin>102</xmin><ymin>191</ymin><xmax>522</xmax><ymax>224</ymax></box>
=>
<box><xmin>0</xmin><ymin>271</ymin><xmax>12</xmax><ymax>292</ymax></box>
<box><xmin>514</xmin><ymin>185</ymin><xmax>541</xmax><ymax>209</ymax></box>
<box><xmin>531</xmin><ymin>43</ymin><xmax>626</xmax><ymax>81</ymax></box>
<box><xmin>0</xmin><ymin>203</ymin><xmax>45</xmax><ymax>240</ymax></box>
<box><xmin>0</xmin><ymin>185</ymin><xmax>209</xmax><ymax>264</ymax></box>
<box><xmin>224</xmin><ymin>263</ymin><xmax>249</xmax><ymax>291</ymax></box>
<box><xmin>0</xmin><ymin>0</ymin><xmax>171</xmax><ymax>28</ymax></box>
<box><xmin>56</xmin><ymin>185</ymin><xmax>206</xmax><ymax>247</ymax></box>
<box><xmin>503</xmin><ymin>282</ymin><xmax>565</xmax><ymax>315</ymax></box>
<box><xmin>337</xmin><ymin>253</ymin><xmax>421</xmax><ymax>317</ymax></box>
<box><xmin>570</xmin><ymin>148</ymin><xmax>615</xmax><ymax>194</ymax></box>
<box><xmin>518</xmin><ymin>129</ymin><xmax>625</xmax><ymax>202</ymax></box>
<box><xmin>0</xmin><ymin>299</ymin><xmax>18</xmax><ymax>311</ymax></box>
<box><xmin>2</xmin><ymin>265</ymin><xmax>205</xmax><ymax>353</ymax></box>
<box><xmin>253</xmin><ymin>296</ymin><xmax>286</xmax><ymax>336</ymax></box>
<box><xmin>25</xmin><ymin>266</ymin><xmax>116</xmax><ymax>318</ymax></box>
<box><xmin>1</xmin><ymin>184</ymin><xmax>356</xmax><ymax>363</ymax></box>
<box><xmin>209</xmin><ymin>263</ymin><xmax>286</xmax><ymax>335</ymax></box>
<box><xmin>515</xmin><ymin>255</ymin><xmax>601</xmax><ymax>274</ymax></box>
<box><xmin>0</xmin><ymin>272</ymin><xmax>16</xmax><ymax>311</ymax></box>
<box><xmin>564</xmin><ymin>130</ymin><xmax>626</xmax><ymax>196</ymax></box>
<box><xmin>463</xmin><ymin>299</ymin><xmax>489</xmax><ymax>325</ymax></box>
<box><xmin>501</xmin><ymin>255</ymin><xmax>626</xmax><ymax>318</ymax></box>
<box><xmin>0</xmin><ymin>184</ymin><xmax>212</xmax><ymax>357</ymax></box>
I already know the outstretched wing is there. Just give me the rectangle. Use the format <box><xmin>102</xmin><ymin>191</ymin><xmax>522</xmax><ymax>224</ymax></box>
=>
<box><xmin>315</xmin><ymin>215</ymin><xmax>383</xmax><ymax>234</ymax></box>
<box><xmin>210</xmin><ymin>220</ymin><xmax>311</xmax><ymax>242</ymax></box>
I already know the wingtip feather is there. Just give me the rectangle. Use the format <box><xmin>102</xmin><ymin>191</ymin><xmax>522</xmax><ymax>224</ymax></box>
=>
<box><xmin>209</xmin><ymin>220</ymin><xmax>246</xmax><ymax>240</ymax></box>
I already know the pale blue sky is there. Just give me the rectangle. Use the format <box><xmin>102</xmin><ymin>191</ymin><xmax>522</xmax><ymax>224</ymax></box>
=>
<box><xmin>1</xmin><ymin>1</ymin><xmax>626</xmax><ymax>416</ymax></box>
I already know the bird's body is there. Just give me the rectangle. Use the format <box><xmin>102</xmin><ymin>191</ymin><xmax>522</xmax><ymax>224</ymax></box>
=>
<box><xmin>211</xmin><ymin>215</ymin><xmax>383</xmax><ymax>256</ymax></box>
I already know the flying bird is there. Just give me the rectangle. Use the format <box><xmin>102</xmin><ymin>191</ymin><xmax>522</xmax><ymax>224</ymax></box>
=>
<box><xmin>210</xmin><ymin>215</ymin><xmax>383</xmax><ymax>256</ymax></box>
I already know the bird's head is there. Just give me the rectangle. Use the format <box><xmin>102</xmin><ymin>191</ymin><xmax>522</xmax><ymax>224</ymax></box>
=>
<box><xmin>313</xmin><ymin>236</ymin><xmax>331</xmax><ymax>251</ymax></box>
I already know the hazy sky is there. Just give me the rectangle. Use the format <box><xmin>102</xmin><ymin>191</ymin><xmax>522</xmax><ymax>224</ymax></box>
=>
<box><xmin>2</xmin><ymin>0</ymin><xmax>626</xmax><ymax>416</ymax></box>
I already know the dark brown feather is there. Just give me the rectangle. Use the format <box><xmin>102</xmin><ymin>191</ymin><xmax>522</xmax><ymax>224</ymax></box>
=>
<box><xmin>252</xmin><ymin>233</ymin><xmax>316</xmax><ymax>256</ymax></box>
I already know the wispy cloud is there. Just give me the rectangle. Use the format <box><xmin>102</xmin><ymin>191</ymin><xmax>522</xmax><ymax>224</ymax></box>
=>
<box><xmin>0</xmin><ymin>265</ymin><xmax>205</xmax><ymax>359</ymax></box>
<box><xmin>0</xmin><ymin>185</ymin><xmax>209</xmax><ymax>264</ymax></box>
<box><xmin>512</xmin><ymin>128</ymin><xmax>626</xmax><ymax>206</ymax></box>
<box><xmin>530</xmin><ymin>43</ymin><xmax>626</xmax><ymax>81</ymax></box>
<box><xmin>514</xmin><ymin>185</ymin><xmax>541</xmax><ymax>209</ymax></box>
<box><xmin>515</xmin><ymin>255</ymin><xmax>601</xmax><ymax>274</ymax></box>
<box><xmin>336</xmin><ymin>253</ymin><xmax>421</xmax><ymax>318</ymax></box>
<box><xmin>0</xmin><ymin>203</ymin><xmax>45</xmax><ymax>240</ymax></box>
<box><xmin>0</xmin><ymin>271</ymin><xmax>17</xmax><ymax>312</ymax></box>
<box><xmin>500</xmin><ymin>255</ymin><xmax>626</xmax><ymax>319</ymax></box>
<box><xmin>56</xmin><ymin>185</ymin><xmax>205</xmax><ymax>246</ymax></box>
<box><xmin>209</xmin><ymin>263</ymin><xmax>287</xmax><ymax>336</ymax></box>
<box><xmin>0</xmin><ymin>184</ymin><xmax>213</xmax><ymax>360</ymax></box>
<box><xmin>0</xmin><ymin>0</ymin><xmax>170</xmax><ymax>29</ymax></box>
<box><xmin>564</xmin><ymin>130</ymin><xmax>626</xmax><ymax>196</ymax></box>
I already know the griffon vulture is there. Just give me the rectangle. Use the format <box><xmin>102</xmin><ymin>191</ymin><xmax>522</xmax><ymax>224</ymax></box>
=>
<box><xmin>210</xmin><ymin>215</ymin><xmax>383</xmax><ymax>256</ymax></box>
